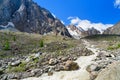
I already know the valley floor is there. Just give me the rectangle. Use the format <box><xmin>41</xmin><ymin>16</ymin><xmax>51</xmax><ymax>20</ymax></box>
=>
<box><xmin>1</xmin><ymin>31</ymin><xmax>120</xmax><ymax>80</ymax></box>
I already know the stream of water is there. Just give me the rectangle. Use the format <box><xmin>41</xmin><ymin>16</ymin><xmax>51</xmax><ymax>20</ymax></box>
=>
<box><xmin>22</xmin><ymin>40</ymin><xmax>100</xmax><ymax>80</ymax></box>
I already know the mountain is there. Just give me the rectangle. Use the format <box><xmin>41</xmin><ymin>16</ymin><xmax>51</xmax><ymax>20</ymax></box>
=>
<box><xmin>67</xmin><ymin>25</ymin><xmax>100</xmax><ymax>39</ymax></box>
<box><xmin>0</xmin><ymin>0</ymin><xmax>71</xmax><ymax>37</ymax></box>
<box><xmin>103</xmin><ymin>22</ymin><xmax>120</xmax><ymax>35</ymax></box>
<box><xmin>67</xmin><ymin>25</ymin><xmax>85</xmax><ymax>39</ymax></box>
<box><xmin>87</xmin><ymin>27</ymin><xmax>100</xmax><ymax>36</ymax></box>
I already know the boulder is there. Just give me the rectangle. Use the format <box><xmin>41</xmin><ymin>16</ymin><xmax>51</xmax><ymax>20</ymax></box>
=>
<box><xmin>34</xmin><ymin>52</ymin><xmax>42</xmax><ymax>58</ymax></box>
<box><xmin>90</xmin><ymin>71</ymin><xmax>99</xmax><ymax>80</ymax></box>
<box><xmin>95</xmin><ymin>61</ymin><xmax>120</xmax><ymax>80</ymax></box>
<box><xmin>10</xmin><ymin>60</ymin><xmax>21</xmax><ymax>66</ymax></box>
<box><xmin>54</xmin><ymin>64</ymin><xmax>64</xmax><ymax>71</ymax></box>
<box><xmin>49</xmin><ymin>58</ymin><xmax>58</xmax><ymax>65</ymax></box>
<box><xmin>48</xmin><ymin>71</ymin><xmax>53</xmax><ymax>76</ymax></box>
<box><xmin>30</xmin><ymin>69</ymin><xmax>43</xmax><ymax>77</ymax></box>
<box><xmin>86</xmin><ymin>64</ymin><xmax>101</xmax><ymax>72</ymax></box>
<box><xmin>61</xmin><ymin>57</ymin><xmax>69</xmax><ymax>61</ymax></box>
<box><xmin>63</xmin><ymin>60</ymin><xmax>79</xmax><ymax>71</ymax></box>
<box><xmin>25</xmin><ymin>57</ymin><xmax>31</xmax><ymax>63</ymax></box>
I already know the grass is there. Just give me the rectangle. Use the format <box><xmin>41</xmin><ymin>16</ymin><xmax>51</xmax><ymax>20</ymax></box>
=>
<box><xmin>84</xmin><ymin>34</ymin><xmax>120</xmax><ymax>41</ymax></box>
<box><xmin>0</xmin><ymin>31</ymin><xmax>93</xmax><ymax>74</ymax></box>
<box><xmin>83</xmin><ymin>34</ymin><xmax>120</xmax><ymax>50</ymax></box>
<box><xmin>107</xmin><ymin>43</ymin><xmax>120</xmax><ymax>50</ymax></box>
<box><xmin>7</xmin><ymin>62</ymin><xmax>26</xmax><ymax>72</ymax></box>
<box><xmin>0</xmin><ymin>31</ymin><xmax>80</xmax><ymax>59</ymax></box>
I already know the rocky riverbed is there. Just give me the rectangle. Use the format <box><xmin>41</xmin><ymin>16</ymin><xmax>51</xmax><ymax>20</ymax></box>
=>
<box><xmin>22</xmin><ymin>40</ymin><xmax>120</xmax><ymax>80</ymax></box>
<box><xmin>0</xmin><ymin>40</ymin><xmax>94</xmax><ymax>80</ymax></box>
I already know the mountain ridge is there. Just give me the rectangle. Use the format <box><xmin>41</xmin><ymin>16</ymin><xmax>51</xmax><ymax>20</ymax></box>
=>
<box><xmin>67</xmin><ymin>25</ymin><xmax>100</xmax><ymax>39</ymax></box>
<box><xmin>103</xmin><ymin>22</ymin><xmax>120</xmax><ymax>35</ymax></box>
<box><xmin>0</xmin><ymin>0</ymin><xmax>71</xmax><ymax>37</ymax></box>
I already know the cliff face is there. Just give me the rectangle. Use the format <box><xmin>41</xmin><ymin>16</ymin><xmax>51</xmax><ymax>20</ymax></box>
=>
<box><xmin>0</xmin><ymin>0</ymin><xmax>71</xmax><ymax>37</ymax></box>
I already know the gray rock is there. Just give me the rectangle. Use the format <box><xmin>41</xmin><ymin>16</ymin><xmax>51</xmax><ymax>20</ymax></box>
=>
<box><xmin>86</xmin><ymin>64</ymin><xmax>101</xmax><ymax>72</ymax></box>
<box><xmin>54</xmin><ymin>64</ymin><xmax>64</xmax><ymax>71</ymax></box>
<box><xmin>34</xmin><ymin>52</ymin><xmax>42</xmax><ymax>58</ymax></box>
<box><xmin>105</xmin><ymin>53</ymin><xmax>115</xmax><ymax>58</ymax></box>
<box><xmin>0</xmin><ymin>74</ymin><xmax>8</xmax><ymax>80</ymax></box>
<box><xmin>30</xmin><ymin>69</ymin><xmax>43</xmax><ymax>77</ymax></box>
<box><xmin>61</xmin><ymin>57</ymin><xmax>68</xmax><ymax>61</ymax></box>
<box><xmin>48</xmin><ymin>71</ymin><xmax>53</xmax><ymax>76</ymax></box>
<box><xmin>95</xmin><ymin>61</ymin><xmax>120</xmax><ymax>80</ymax></box>
<box><xmin>49</xmin><ymin>58</ymin><xmax>58</xmax><ymax>65</ymax></box>
<box><xmin>21</xmin><ymin>72</ymin><xmax>35</xmax><ymax>79</ymax></box>
<box><xmin>43</xmin><ymin>66</ymin><xmax>50</xmax><ymax>73</ymax></box>
<box><xmin>63</xmin><ymin>60</ymin><xmax>79</xmax><ymax>71</ymax></box>
<box><xmin>7</xmin><ymin>73</ymin><xmax>18</xmax><ymax>79</ymax></box>
<box><xmin>25</xmin><ymin>57</ymin><xmax>31</xmax><ymax>63</ymax></box>
<box><xmin>90</xmin><ymin>71</ymin><xmax>99</xmax><ymax>80</ymax></box>
<box><xmin>10</xmin><ymin>60</ymin><xmax>21</xmax><ymax>66</ymax></box>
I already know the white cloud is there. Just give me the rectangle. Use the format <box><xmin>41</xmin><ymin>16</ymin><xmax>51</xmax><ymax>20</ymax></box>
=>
<box><xmin>114</xmin><ymin>0</ymin><xmax>120</xmax><ymax>8</ymax></box>
<box><xmin>68</xmin><ymin>17</ymin><xmax>113</xmax><ymax>33</ymax></box>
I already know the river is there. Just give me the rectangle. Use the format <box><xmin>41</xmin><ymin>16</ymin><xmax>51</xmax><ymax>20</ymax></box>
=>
<box><xmin>22</xmin><ymin>40</ymin><xmax>100</xmax><ymax>80</ymax></box>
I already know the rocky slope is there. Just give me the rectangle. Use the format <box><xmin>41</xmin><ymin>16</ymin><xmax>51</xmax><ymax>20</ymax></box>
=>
<box><xmin>103</xmin><ymin>22</ymin><xmax>120</xmax><ymax>35</ymax></box>
<box><xmin>0</xmin><ymin>0</ymin><xmax>71</xmax><ymax>37</ymax></box>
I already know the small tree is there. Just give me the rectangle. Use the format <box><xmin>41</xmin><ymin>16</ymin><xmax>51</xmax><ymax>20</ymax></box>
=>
<box><xmin>39</xmin><ymin>40</ymin><xmax>44</xmax><ymax>47</ymax></box>
<box><xmin>4</xmin><ymin>40</ymin><xmax>10</xmax><ymax>50</ymax></box>
<box><xmin>13</xmin><ymin>36</ymin><xmax>16</xmax><ymax>41</ymax></box>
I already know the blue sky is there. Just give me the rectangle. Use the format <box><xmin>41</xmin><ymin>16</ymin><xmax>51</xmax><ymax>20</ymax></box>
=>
<box><xmin>33</xmin><ymin>0</ymin><xmax>120</xmax><ymax>31</ymax></box>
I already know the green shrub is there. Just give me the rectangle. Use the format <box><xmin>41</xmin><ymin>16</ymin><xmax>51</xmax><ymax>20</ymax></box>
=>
<box><xmin>33</xmin><ymin>58</ymin><xmax>39</xmax><ymax>63</ymax></box>
<box><xmin>107</xmin><ymin>43</ymin><xmax>120</xmax><ymax>50</ymax></box>
<box><xmin>117</xmin><ymin>43</ymin><xmax>120</xmax><ymax>48</ymax></box>
<box><xmin>13</xmin><ymin>36</ymin><xmax>16</xmax><ymax>41</ymax></box>
<box><xmin>107</xmin><ymin>46</ymin><xmax>114</xmax><ymax>50</ymax></box>
<box><xmin>39</xmin><ymin>40</ymin><xmax>44</xmax><ymax>47</ymax></box>
<box><xmin>3</xmin><ymin>40</ymin><xmax>10</xmax><ymax>50</ymax></box>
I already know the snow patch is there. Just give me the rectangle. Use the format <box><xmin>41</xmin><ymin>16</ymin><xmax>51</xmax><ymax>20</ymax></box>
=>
<box><xmin>68</xmin><ymin>17</ymin><xmax>113</xmax><ymax>33</ymax></box>
<box><xmin>17</xmin><ymin>4</ymin><xmax>26</xmax><ymax>16</ymax></box>
<box><xmin>0</xmin><ymin>22</ymin><xmax>15</xmax><ymax>29</ymax></box>
<box><xmin>67</xmin><ymin>27</ymin><xmax>81</xmax><ymax>39</ymax></box>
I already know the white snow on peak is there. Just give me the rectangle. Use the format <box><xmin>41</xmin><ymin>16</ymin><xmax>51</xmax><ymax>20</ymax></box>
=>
<box><xmin>67</xmin><ymin>27</ymin><xmax>81</xmax><ymax>39</ymax></box>
<box><xmin>18</xmin><ymin>4</ymin><xmax>25</xmax><ymax>12</ymax></box>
